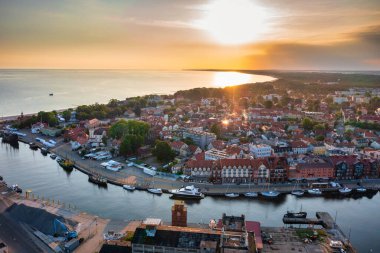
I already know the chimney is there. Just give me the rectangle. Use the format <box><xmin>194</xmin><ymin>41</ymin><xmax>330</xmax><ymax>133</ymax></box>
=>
<box><xmin>171</xmin><ymin>200</ymin><xmax>187</xmax><ymax>227</ymax></box>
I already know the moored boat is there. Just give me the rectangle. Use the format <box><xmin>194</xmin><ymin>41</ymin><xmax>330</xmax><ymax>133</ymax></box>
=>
<box><xmin>284</xmin><ymin>211</ymin><xmax>307</xmax><ymax>219</ymax></box>
<box><xmin>338</xmin><ymin>187</ymin><xmax>352</xmax><ymax>194</ymax></box>
<box><xmin>291</xmin><ymin>190</ymin><xmax>305</xmax><ymax>196</ymax></box>
<box><xmin>147</xmin><ymin>188</ymin><xmax>163</xmax><ymax>195</ymax></box>
<box><xmin>170</xmin><ymin>185</ymin><xmax>204</xmax><ymax>199</ymax></box>
<box><xmin>123</xmin><ymin>184</ymin><xmax>136</xmax><ymax>191</ymax></box>
<box><xmin>244</xmin><ymin>192</ymin><xmax>258</xmax><ymax>198</ymax></box>
<box><xmin>57</xmin><ymin>159</ymin><xmax>74</xmax><ymax>171</ymax></box>
<box><xmin>50</xmin><ymin>154</ymin><xmax>57</xmax><ymax>160</ymax></box>
<box><xmin>29</xmin><ymin>142</ymin><xmax>39</xmax><ymax>150</ymax></box>
<box><xmin>260</xmin><ymin>191</ymin><xmax>280</xmax><ymax>198</ymax></box>
<box><xmin>225</xmin><ymin>193</ymin><xmax>239</xmax><ymax>198</ymax></box>
<box><xmin>11</xmin><ymin>184</ymin><xmax>22</xmax><ymax>193</ymax></box>
<box><xmin>356</xmin><ymin>186</ymin><xmax>367</xmax><ymax>193</ymax></box>
<box><xmin>89</xmin><ymin>174</ymin><xmax>107</xmax><ymax>187</ymax></box>
<box><xmin>41</xmin><ymin>147</ymin><xmax>49</xmax><ymax>156</ymax></box>
<box><xmin>307</xmin><ymin>188</ymin><xmax>322</xmax><ymax>195</ymax></box>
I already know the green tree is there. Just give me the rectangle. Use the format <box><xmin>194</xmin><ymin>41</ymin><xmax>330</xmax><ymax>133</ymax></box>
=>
<box><xmin>302</xmin><ymin>117</ymin><xmax>315</xmax><ymax>131</ymax></box>
<box><xmin>62</xmin><ymin>109</ymin><xmax>72</xmax><ymax>122</ymax></box>
<box><xmin>153</xmin><ymin>141</ymin><xmax>175</xmax><ymax>162</ymax></box>
<box><xmin>210</xmin><ymin>123</ymin><xmax>221</xmax><ymax>139</ymax></box>
<box><xmin>315</xmin><ymin>135</ymin><xmax>325</xmax><ymax>141</ymax></box>
<box><xmin>109</xmin><ymin>119</ymin><xmax>150</xmax><ymax>139</ymax></box>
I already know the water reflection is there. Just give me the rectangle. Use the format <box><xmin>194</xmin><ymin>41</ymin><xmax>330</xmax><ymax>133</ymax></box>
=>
<box><xmin>212</xmin><ymin>72</ymin><xmax>253</xmax><ymax>87</ymax></box>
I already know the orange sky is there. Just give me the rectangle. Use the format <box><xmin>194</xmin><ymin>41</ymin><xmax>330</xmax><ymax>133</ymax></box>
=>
<box><xmin>1</xmin><ymin>0</ymin><xmax>380</xmax><ymax>70</ymax></box>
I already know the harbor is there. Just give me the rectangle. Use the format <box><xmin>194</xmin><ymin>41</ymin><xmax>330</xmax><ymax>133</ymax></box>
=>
<box><xmin>0</xmin><ymin>140</ymin><xmax>380</xmax><ymax>252</ymax></box>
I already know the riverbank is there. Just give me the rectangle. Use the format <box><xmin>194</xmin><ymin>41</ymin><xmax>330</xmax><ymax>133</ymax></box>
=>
<box><xmin>0</xmin><ymin>180</ymin><xmax>108</xmax><ymax>253</ymax></box>
<box><xmin>14</xmin><ymin>132</ymin><xmax>380</xmax><ymax>198</ymax></box>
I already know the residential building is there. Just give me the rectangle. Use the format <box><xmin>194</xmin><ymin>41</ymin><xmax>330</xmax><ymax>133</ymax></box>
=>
<box><xmin>249</xmin><ymin>144</ymin><xmax>272</xmax><ymax>158</ymax></box>
<box><xmin>205</xmin><ymin>149</ymin><xmax>236</xmax><ymax>161</ymax></box>
<box><xmin>291</xmin><ymin>141</ymin><xmax>308</xmax><ymax>154</ymax></box>
<box><xmin>183</xmin><ymin>130</ymin><xmax>216</xmax><ymax>149</ymax></box>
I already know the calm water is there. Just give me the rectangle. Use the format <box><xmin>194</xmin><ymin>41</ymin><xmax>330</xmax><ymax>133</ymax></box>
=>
<box><xmin>0</xmin><ymin>70</ymin><xmax>275</xmax><ymax>117</ymax></box>
<box><xmin>0</xmin><ymin>141</ymin><xmax>379</xmax><ymax>252</ymax></box>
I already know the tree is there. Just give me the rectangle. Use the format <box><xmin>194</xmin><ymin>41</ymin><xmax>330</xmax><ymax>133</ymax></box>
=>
<box><xmin>109</xmin><ymin>119</ymin><xmax>150</xmax><ymax>139</ymax></box>
<box><xmin>210</xmin><ymin>123</ymin><xmax>221</xmax><ymax>139</ymax></box>
<box><xmin>263</xmin><ymin>100</ymin><xmax>273</xmax><ymax>109</ymax></box>
<box><xmin>62</xmin><ymin>109</ymin><xmax>72</xmax><ymax>122</ymax></box>
<box><xmin>182</xmin><ymin>137</ymin><xmax>195</xmax><ymax>146</ymax></box>
<box><xmin>302</xmin><ymin>117</ymin><xmax>315</xmax><ymax>131</ymax></box>
<box><xmin>315</xmin><ymin>135</ymin><xmax>325</xmax><ymax>141</ymax></box>
<box><xmin>153</xmin><ymin>141</ymin><xmax>175</xmax><ymax>162</ymax></box>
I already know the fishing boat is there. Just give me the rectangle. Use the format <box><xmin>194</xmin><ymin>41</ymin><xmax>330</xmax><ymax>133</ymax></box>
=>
<box><xmin>338</xmin><ymin>187</ymin><xmax>352</xmax><ymax>194</ymax></box>
<box><xmin>283</xmin><ymin>211</ymin><xmax>307</xmax><ymax>219</ymax></box>
<box><xmin>88</xmin><ymin>174</ymin><xmax>107</xmax><ymax>187</ymax></box>
<box><xmin>41</xmin><ymin>147</ymin><xmax>49</xmax><ymax>156</ymax></box>
<box><xmin>225</xmin><ymin>193</ymin><xmax>239</xmax><ymax>198</ymax></box>
<box><xmin>123</xmin><ymin>185</ymin><xmax>136</xmax><ymax>191</ymax></box>
<box><xmin>244</xmin><ymin>192</ymin><xmax>258</xmax><ymax>197</ymax></box>
<box><xmin>356</xmin><ymin>186</ymin><xmax>367</xmax><ymax>193</ymax></box>
<box><xmin>147</xmin><ymin>188</ymin><xmax>163</xmax><ymax>195</ymax></box>
<box><xmin>307</xmin><ymin>188</ymin><xmax>322</xmax><ymax>195</ymax></box>
<box><xmin>261</xmin><ymin>191</ymin><xmax>280</xmax><ymax>198</ymax></box>
<box><xmin>57</xmin><ymin>159</ymin><xmax>74</xmax><ymax>171</ymax></box>
<box><xmin>170</xmin><ymin>185</ymin><xmax>204</xmax><ymax>199</ymax></box>
<box><xmin>29</xmin><ymin>142</ymin><xmax>39</xmax><ymax>150</ymax></box>
<box><xmin>50</xmin><ymin>154</ymin><xmax>57</xmax><ymax>160</ymax></box>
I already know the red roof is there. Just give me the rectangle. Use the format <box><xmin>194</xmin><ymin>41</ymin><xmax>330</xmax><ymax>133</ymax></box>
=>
<box><xmin>245</xmin><ymin>221</ymin><xmax>263</xmax><ymax>250</ymax></box>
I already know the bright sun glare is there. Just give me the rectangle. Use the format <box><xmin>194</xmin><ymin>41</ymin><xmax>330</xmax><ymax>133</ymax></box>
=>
<box><xmin>213</xmin><ymin>72</ymin><xmax>253</xmax><ymax>87</ymax></box>
<box><xmin>198</xmin><ymin>0</ymin><xmax>267</xmax><ymax>45</ymax></box>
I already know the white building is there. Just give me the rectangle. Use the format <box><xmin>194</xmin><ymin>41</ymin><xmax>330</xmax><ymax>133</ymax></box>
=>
<box><xmin>205</xmin><ymin>148</ymin><xmax>235</xmax><ymax>160</ymax></box>
<box><xmin>332</xmin><ymin>96</ymin><xmax>349</xmax><ymax>104</ymax></box>
<box><xmin>249</xmin><ymin>144</ymin><xmax>272</xmax><ymax>158</ymax></box>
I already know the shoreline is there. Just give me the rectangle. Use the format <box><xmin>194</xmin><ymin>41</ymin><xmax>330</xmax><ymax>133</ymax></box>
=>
<box><xmin>13</xmin><ymin>134</ymin><xmax>380</xmax><ymax>197</ymax></box>
<box><xmin>0</xmin><ymin>69</ymin><xmax>276</xmax><ymax>120</ymax></box>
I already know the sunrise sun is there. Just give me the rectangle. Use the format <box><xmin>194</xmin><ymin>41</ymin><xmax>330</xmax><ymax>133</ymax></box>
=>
<box><xmin>197</xmin><ymin>0</ymin><xmax>268</xmax><ymax>45</ymax></box>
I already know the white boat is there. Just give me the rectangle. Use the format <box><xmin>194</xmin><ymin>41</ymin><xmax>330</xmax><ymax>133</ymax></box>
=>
<box><xmin>261</xmin><ymin>191</ymin><xmax>280</xmax><ymax>198</ymax></box>
<box><xmin>244</xmin><ymin>192</ymin><xmax>258</xmax><ymax>198</ymax></box>
<box><xmin>291</xmin><ymin>190</ymin><xmax>305</xmax><ymax>196</ymax></box>
<box><xmin>356</xmin><ymin>186</ymin><xmax>367</xmax><ymax>193</ymax></box>
<box><xmin>339</xmin><ymin>187</ymin><xmax>352</xmax><ymax>194</ymax></box>
<box><xmin>147</xmin><ymin>188</ymin><xmax>162</xmax><ymax>195</ymax></box>
<box><xmin>225</xmin><ymin>193</ymin><xmax>239</xmax><ymax>198</ymax></box>
<box><xmin>170</xmin><ymin>185</ymin><xmax>204</xmax><ymax>199</ymax></box>
<box><xmin>123</xmin><ymin>185</ymin><xmax>136</xmax><ymax>191</ymax></box>
<box><xmin>307</xmin><ymin>188</ymin><xmax>322</xmax><ymax>195</ymax></box>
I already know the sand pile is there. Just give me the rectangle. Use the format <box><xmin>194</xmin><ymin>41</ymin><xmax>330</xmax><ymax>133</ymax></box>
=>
<box><xmin>6</xmin><ymin>203</ymin><xmax>77</xmax><ymax>235</ymax></box>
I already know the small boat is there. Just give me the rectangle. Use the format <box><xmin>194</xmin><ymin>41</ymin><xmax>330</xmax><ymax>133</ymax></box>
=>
<box><xmin>29</xmin><ymin>142</ymin><xmax>39</xmax><ymax>150</ymax></box>
<box><xmin>284</xmin><ymin>211</ymin><xmax>307</xmax><ymax>219</ymax></box>
<box><xmin>291</xmin><ymin>190</ymin><xmax>305</xmax><ymax>196</ymax></box>
<box><xmin>41</xmin><ymin>148</ymin><xmax>49</xmax><ymax>156</ymax></box>
<box><xmin>89</xmin><ymin>174</ymin><xmax>107</xmax><ymax>187</ymax></box>
<box><xmin>0</xmin><ymin>175</ymin><xmax>3</xmax><ymax>181</ymax></box>
<box><xmin>147</xmin><ymin>188</ymin><xmax>163</xmax><ymax>195</ymax></box>
<box><xmin>58</xmin><ymin>159</ymin><xmax>74</xmax><ymax>171</ymax></box>
<box><xmin>50</xmin><ymin>154</ymin><xmax>57</xmax><ymax>160</ymax></box>
<box><xmin>261</xmin><ymin>191</ymin><xmax>280</xmax><ymax>198</ymax></box>
<box><xmin>123</xmin><ymin>185</ymin><xmax>136</xmax><ymax>191</ymax></box>
<box><xmin>244</xmin><ymin>192</ymin><xmax>258</xmax><ymax>198</ymax></box>
<box><xmin>339</xmin><ymin>187</ymin><xmax>352</xmax><ymax>194</ymax></box>
<box><xmin>225</xmin><ymin>193</ymin><xmax>239</xmax><ymax>198</ymax></box>
<box><xmin>356</xmin><ymin>186</ymin><xmax>367</xmax><ymax>193</ymax></box>
<box><xmin>49</xmin><ymin>93</ymin><xmax>54</xmax><ymax>96</ymax></box>
<box><xmin>170</xmin><ymin>185</ymin><xmax>204</xmax><ymax>199</ymax></box>
<box><xmin>11</xmin><ymin>184</ymin><xmax>22</xmax><ymax>193</ymax></box>
<box><xmin>307</xmin><ymin>188</ymin><xmax>322</xmax><ymax>195</ymax></box>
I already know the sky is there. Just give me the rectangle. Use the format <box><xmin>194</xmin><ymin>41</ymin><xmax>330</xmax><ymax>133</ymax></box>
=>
<box><xmin>0</xmin><ymin>0</ymin><xmax>380</xmax><ymax>70</ymax></box>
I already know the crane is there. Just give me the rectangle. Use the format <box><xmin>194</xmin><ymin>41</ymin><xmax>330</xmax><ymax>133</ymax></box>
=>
<box><xmin>53</xmin><ymin>219</ymin><xmax>78</xmax><ymax>240</ymax></box>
